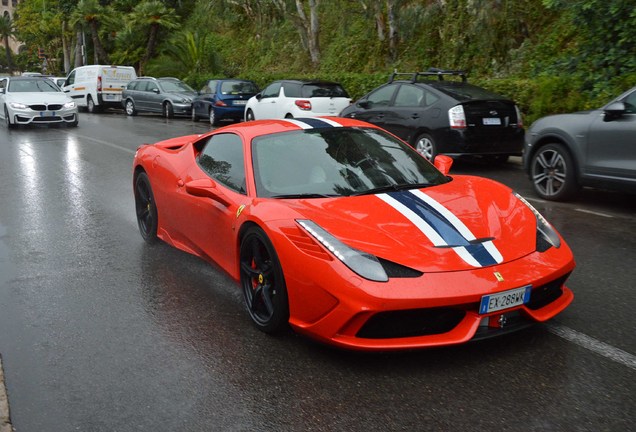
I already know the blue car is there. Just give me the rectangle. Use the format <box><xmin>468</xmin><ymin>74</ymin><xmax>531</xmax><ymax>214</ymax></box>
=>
<box><xmin>191</xmin><ymin>79</ymin><xmax>259</xmax><ymax>126</ymax></box>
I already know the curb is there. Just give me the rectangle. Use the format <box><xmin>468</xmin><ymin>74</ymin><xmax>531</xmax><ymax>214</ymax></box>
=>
<box><xmin>0</xmin><ymin>355</ymin><xmax>13</xmax><ymax>432</ymax></box>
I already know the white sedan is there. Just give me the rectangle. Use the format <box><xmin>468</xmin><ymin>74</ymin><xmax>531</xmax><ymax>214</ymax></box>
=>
<box><xmin>0</xmin><ymin>76</ymin><xmax>78</xmax><ymax>129</ymax></box>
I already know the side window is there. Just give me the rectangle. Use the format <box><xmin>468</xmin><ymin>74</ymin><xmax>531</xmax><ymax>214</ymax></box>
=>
<box><xmin>127</xmin><ymin>81</ymin><xmax>138</xmax><ymax>91</ymax></box>
<box><xmin>366</xmin><ymin>84</ymin><xmax>399</xmax><ymax>107</ymax></box>
<box><xmin>66</xmin><ymin>71</ymin><xmax>76</xmax><ymax>86</ymax></box>
<box><xmin>0</xmin><ymin>79</ymin><xmax>5</xmax><ymax>90</ymax></box>
<box><xmin>198</xmin><ymin>133</ymin><xmax>246</xmax><ymax>194</ymax></box>
<box><xmin>261</xmin><ymin>82</ymin><xmax>281</xmax><ymax>99</ymax></box>
<box><xmin>622</xmin><ymin>91</ymin><xmax>636</xmax><ymax>114</ymax></box>
<box><xmin>146</xmin><ymin>82</ymin><xmax>158</xmax><ymax>93</ymax></box>
<box><xmin>283</xmin><ymin>83</ymin><xmax>301</xmax><ymax>98</ymax></box>
<box><xmin>393</xmin><ymin>85</ymin><xmax>426</xmax><ymax>107</ymax></box>
<box><xmin>203</xmin><ymin>80</ymin><xmax>216</xmax><ymax>94</ymax></box>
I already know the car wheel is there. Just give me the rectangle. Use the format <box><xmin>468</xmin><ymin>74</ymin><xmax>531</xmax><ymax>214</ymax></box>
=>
<box><xmin>191</xmin><ymin>106</ymin><xmax>198</xmax><ymax>122</ymax></box>
<box><xmin>414</xmin><ymin>133</ymin><xmax>436</xmax><ymax>160</ymax></box>
<box><xmin>87</xmin><ymin>95</ymin><xmax>99</xmax><ymax>113</ymax></box>
<box><xmin>134</xmin><ymin>172</ymin><xmax>159</xmax><ymax>243</ymax></box>
<box><xmin>125</xmin><ymin>99</ymin><xmax>137</xmax><ymax>116</ymax></box>
<box><xmin>163</xmin><ymin>102</ymin><xmax>174</xmax><ymax>119</ymax></box>
<box><xmin>4</xmin><ymin>106</ymin><xmax>16</xmax><ymax>129</ymax></box>
<box><xmin>209</xmin><ymin>108</ymin><xmax>218</xmax><ymax>126</ymax></box>
<box><xmin>530</xmin><ymin>143</ymin><xmax>578</xmax><ymax>201</ymax></box>
<box><xmin>68</xmin><ymin>119</ymin><xmax>79</xmax><ymax>128</ymax></box>
<box><xmin>240</xmin><ymin>226</ymin><xmax>289</xmax><ymax>333</ymax></box>
<box><xmin>246</xmin><ymin>109</ymin><xmax>255</xmax><ymax>122</ymax></box>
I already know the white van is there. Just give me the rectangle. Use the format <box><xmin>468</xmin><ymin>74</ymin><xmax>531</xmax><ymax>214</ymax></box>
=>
<box><xmin>62</xmin><ymin>65</ymin><xmax>137</xmax><ymax>113</ymax></box>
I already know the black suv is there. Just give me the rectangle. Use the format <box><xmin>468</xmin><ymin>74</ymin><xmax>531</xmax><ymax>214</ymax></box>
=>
<box><xmin>340</xmin><ymin>70</ymin><xmax>524</xmax><ymax>161</ymax></box>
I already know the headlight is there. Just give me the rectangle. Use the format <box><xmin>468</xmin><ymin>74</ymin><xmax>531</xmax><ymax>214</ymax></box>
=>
<box><xmin>514</xmin><ymin>192</ymin><xmax>561</xmax><ymax>250</ymax></box>
<box><xmin>63</xmin><ymin>101</ymin><xmax>76</xmax><ymax>109</ymax></box>
<box><xmin>9</xmin><ymin>102</ymin><xmax>28</xmax><ymax>109</ymax></box>
<box><xmin>297</xmin><ymin>220</ymin><xmax>388</xmax><ymax>282</ymax></box>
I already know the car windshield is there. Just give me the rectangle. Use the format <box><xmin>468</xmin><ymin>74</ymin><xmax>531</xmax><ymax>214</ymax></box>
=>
<box><xmin>160</xmin><ymin>80</ymin><xmax>194</xmax><ymax>93</ymax></box>
<box><xmin>301</xmin><ymin>83</ymin><xmax>349</xmax><ymax>98</ymax></box>
<box><xmin>8</xmin><ymin>79</ymin><xmax>60</xmax><ymax>93</ymax></box>
<box><xmin>252</xmin><ymin>127</ymin><xmax>448</xmax><ymax>198</ymax></box>
<box><xmin>220</xmin><ymin>80</ymin><xmax>258</xmax><ymax>95</ymax></box>
<box><xmin>429</xmin><ymin>82</ymin><xmax>506</xmax><ymax>101</ymax></box>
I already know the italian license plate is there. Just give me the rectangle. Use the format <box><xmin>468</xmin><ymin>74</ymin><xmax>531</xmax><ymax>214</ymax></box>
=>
<box><xmin>233</xmin><ymin>100</ymin><xmax>247</xmax><ymax>105</ymax></box>
<box><xmin>103</xmin><ymin>94</ymin><xmax>120</xmax><ymax>101</ymax></box>
<box><xmin>483</xmin><ymin>117</ymin><xmax>501</xmax><ymax>125</ymax></box>
<box><xmin>40</xmin><ymin>111</ymin><xmax>55</xmax><ymax>117</ymax></box>
<box><xmin>479</xmin><ymin>285</ymin><xmax>531</xmax><ymax>314</ymax></box>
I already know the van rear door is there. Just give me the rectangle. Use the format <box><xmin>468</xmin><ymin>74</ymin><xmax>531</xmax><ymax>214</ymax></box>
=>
<box><xmin>99</xmin><ymin>66</ymin><xmax>137</xmax><ymax>105</ymax></box>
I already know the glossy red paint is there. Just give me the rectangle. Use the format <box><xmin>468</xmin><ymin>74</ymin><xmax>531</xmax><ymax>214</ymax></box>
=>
<box><xmin>133</xmin><ymin>117</ymin><xmax>575</xmax><ymax>351</ymax></box>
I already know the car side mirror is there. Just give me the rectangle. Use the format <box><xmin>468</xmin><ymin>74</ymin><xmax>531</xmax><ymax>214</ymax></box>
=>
<box><xmin>255</xmin><ymin>93</ymin><xmax>262</xmax><ymax>101</ymax></box>
<box><xmin>185</xmin><ymin>178</ymin><xmax>230</xmax><ymax>206</ymax></box>
<box><xmin>603</xmin><ymin>102</ymin><xmax>626</xmax><ymax>122</ymax></box>
<box><xmin>358</xmin><ymin>100</ymin><xmax>371</xmax><ymax>109</ymax></box>
<box><xmin>433</xmin><ymin>155</ymin><xmax>453</xmax><ymax>176</ymax></box>
<box><xmin>152</xmin><ymin>88</ymin><xmax>160</xmax><ymax>94</ymax></box>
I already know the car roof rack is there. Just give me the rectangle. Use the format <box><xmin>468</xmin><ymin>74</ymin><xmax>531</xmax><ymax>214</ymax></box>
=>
<box><xmin>388</xmin><ymin>68</ymin><xmax>467</xmax><ymax>83</ymax></box>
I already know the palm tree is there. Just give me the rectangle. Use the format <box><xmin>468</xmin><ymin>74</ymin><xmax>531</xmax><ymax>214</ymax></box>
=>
<box><xmin>72</xmin><ymin>0</ymin><xmax>111</xmax><ymax>64</ymax></box>
<box><xmin>0</xmin><ymin>14</ymin><xmax>15</xmax><ymax>74</ymax></box>
<box><xmin>128</xmin><ymin>0</ymin><xmax>179</xmax><ymax>74</ymax></box>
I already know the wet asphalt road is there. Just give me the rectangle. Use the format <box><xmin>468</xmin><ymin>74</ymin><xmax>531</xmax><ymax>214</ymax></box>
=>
<box><xmin>0</xmin><ymin>112</ymin><xmax>634</xmax><ymax>432</ymax></box>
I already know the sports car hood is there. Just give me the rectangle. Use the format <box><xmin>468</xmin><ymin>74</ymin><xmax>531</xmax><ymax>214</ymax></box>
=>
<box><xmin>287</xmin><ymin>176</ymin><xmax>538</xmax><ymax>273</ymax></box>
<box><xmin>7</xmin><ymin>92</ymin><xmax>73</xmax><ymax>104</ymax></box>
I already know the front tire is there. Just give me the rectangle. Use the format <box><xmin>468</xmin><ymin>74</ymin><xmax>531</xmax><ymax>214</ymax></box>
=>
<box><xmin>4</xmin><ymin>106</ymin><xmax>16</xmax><ymax>129</ymax></box>
<box><xmin>163</xmin><ymin>102</ymin><xmax>174</xmax><ymax>119</ymax></box>
<box><xmin>530</xmin><ymin>143</ymin><xmax>578</xmax><ymax>201</ymax></box>
<box><xmin>240</xmin><ymin>227</ymin><xmax>289</xmax><ymax>333</ymax></box>
<box><xmin>413</xmin><ymin>133</ymin><xmax>436</xmax><ymax>161</ymax></box>
<box><xmin>125</xmin><ymin>99</ymin><xmax>137</xmax><ymax>116</ymax></box>
<box><xmin>245</xmin><ymin>109</ymin><xmax>255</xmax><ymax>122</ymax></box>
<box><xmin>134</xmin><ymin>172</ymin><xmax>159</xmax><ymax>243</ymax></box>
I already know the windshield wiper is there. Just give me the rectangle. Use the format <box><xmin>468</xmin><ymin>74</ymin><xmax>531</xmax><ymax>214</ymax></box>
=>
<box><xmin>271</xmin><ymin>193</ymin><xmax>333</xmax><ymax>199</ymax></box>
<box><xmin>351</xmin><ymin>182</ymin><xmax>433</xmax><ymax>196</ymax></box>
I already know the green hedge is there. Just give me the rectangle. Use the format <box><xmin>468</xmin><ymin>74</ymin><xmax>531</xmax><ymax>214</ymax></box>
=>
<box><xmin>184</xmin><ymin>71</ymin><xmax>636</xmax><ymax>126</ymax></box>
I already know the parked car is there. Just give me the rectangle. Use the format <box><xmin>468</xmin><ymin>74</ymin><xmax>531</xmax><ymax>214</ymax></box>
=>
<box><xmin>0</xmin><ymin>76</ymin><xmax>78</xmax><ymax>128</ymax></box>
<box><xmin>192</xmin><ymin>79</ymin><xmax>259</xmax><ymax>126</ymax></box>
<box><xmin>122</xmin><ymin>77</ymin><xmax>197</xmax><ymax>118</ymax></box>
<box><xmin>523</xmin><ymin>86</ymin><xmax>636</xmax><ymax>201</ymax></box>
<box><xmin>340</xmin><ymin>69</ymin><xmax>524</xmax><ymax>161</ymax></box>
<box><xmin>62</xmin><ymin>64</ymin><xmax>137</xmax><ymax>113</ymax></box>
<box><xmin>133</xmin><ymin>116</ymin><xmax>574</xmax><ymax>351</ymax></box>
<box><xmin>244</xmin><ymin>80</ymin><xmax>351</xmax><ymax>121</ymax></box>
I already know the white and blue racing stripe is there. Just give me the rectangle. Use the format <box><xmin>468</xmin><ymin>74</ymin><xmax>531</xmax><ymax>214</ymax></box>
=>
<box><xmin>378</xmin><ymin>190</ymin><xmax>503</xmax><ymax>267</ymax></box>
<box><xmin>284</xmin><ymin>117</ymin><xmax>342</xmax><ymax>129</ymax></box>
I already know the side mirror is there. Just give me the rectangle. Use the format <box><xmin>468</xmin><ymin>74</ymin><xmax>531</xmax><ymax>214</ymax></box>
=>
<box><xmin>152</xmin><ymin>88</ymin><xmax>160</xmax><ymax>94</ymax></box>
<box><xmin>255</xmin><ymin>93</ymin><xmax>262</xmax><ymax>101</ymax></box>
<box><xmin>603</xmin><ymin>102</ymin><xmax>626</xmax><ymax>122</ymax></box>
<box><xmin>184</xmin><ymin>178</ymin><xmax>230</xmax><ymax>206</ymax></box>
<box><xmin>358</xmin><ymin>100</ymin><xmax>371</xmax><ymax>109</ymax></box>
<box><xmin>433</xmin><ymin>155</ymin><xmax>453</xmax><ymax>176</ymax></box>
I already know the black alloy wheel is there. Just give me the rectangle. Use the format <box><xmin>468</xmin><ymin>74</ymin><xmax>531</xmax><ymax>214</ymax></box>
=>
<box><xmin>530</xmin><ymin>143</ymin><xmax>577</xmax><ymax>201</ymax></box>
<box><xmin>134</xmin><ymin>172</ymin><xmax>159</xmax><ymax>243</ymax></box>
<box><xmin>240</xmin><ymin>227</ymin><xmax>289</xmax><ymax>333</ymax></box>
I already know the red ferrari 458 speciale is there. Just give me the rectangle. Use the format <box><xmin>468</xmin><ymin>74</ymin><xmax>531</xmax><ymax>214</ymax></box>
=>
<box><xmin>133</xmin><ymin>117</ymin><xmax>574</xmax><ymax>351</ymax></box>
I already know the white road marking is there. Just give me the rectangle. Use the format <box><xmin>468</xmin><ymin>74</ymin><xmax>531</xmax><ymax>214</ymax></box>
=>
<box><xmin>546</xmin><ymin>323</ymin><xmax>636</xmax><ymax>371</ymax></box>
<box><xmin>574</xmin><ymin>208</ymin><xmax>613</xmax><ymax>218</ymax></box>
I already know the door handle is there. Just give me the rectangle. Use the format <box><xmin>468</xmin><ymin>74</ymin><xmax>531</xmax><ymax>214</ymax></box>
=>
<box><xmin>411</xmin><ymin>114</ymin><xmax>420</xmax><ymax>119</ymax></box>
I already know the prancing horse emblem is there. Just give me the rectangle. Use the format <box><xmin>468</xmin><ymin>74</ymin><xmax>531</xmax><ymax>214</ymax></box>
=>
<box><xmin>494</xmin><ymin>271</ymin><xmax>504</xmax><ymax>282</ymax></box>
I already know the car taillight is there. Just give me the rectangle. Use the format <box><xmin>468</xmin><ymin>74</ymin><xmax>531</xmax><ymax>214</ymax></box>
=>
<box><xmin>214</xmin><ymin>100</ymin><xmax>227</xmax><ymax>107</ymax></box>
<box><xmin>515</xmin><ymin>105</ymin><xmax>524</xmax><ymax>128</ymax></box>
<box><xmin>295</xmin><ymin>100</ymin><xmax>312</xmax><ymax>110</ymax></box>
<box><xmin>448</xmin><ymin>105</ymin><xmax>466</xmax><ymax>129</ymax></box>
<box><xmin>97</xmin><ymin>76</ymin><xmax>102</xmax><ymax>92</ymax></box>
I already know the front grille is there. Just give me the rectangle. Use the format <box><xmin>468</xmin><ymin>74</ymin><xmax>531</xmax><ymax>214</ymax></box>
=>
<box><xmin>526</xmin><ymin>273</ymin><xmax>570</xmax><ymax>310</ymax></box>
<box><xmin>356</xmin><ymin>308</ymin><xmax>466</xmax><ymax>339</ymax></box>
<box><xmin>28</xmin><ymin>104</ymin><xmax>64</xmax><ymax>111</ymax></box>
<box><xmin>32</xmin><ymin>116</ymin><xmax>62</xmax><ymax>122</ymax></box>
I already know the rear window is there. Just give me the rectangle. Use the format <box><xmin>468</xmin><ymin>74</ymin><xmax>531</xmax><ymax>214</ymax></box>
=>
<box><xmin>301</xmin><ymin>83</ymin><xmax>349</xmax><ymax>98</ymax></box>
<box><xmin>428</xmin><ymin>82</ymin><xmax>507</xmax><ymax>102</ymax></box>
<box><xmin>220</xmin><ymin>80</ymin><xmax>258</xmax><ymax>95</ymax></box>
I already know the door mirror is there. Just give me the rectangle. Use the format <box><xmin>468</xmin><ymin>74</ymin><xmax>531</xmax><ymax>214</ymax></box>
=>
<box><xmin>358</xmin><ymin>100</ymin><xmax>371</xmax><ymax>109</ymax></box>
<box><xmin>255</xmin><ymin>93</ymin><xmax>262</xmax><ymax>101</ymax></box>
<box><xmin>152</xmin><ymin>88</ymin><xmax>160</xmax><ymax>94</ymax></box>
<box><xmin>603</xmin><ymin>102</ymin><xmax>626</xmax><ymax>121</ymax></box>
<box><xmin>433</xmin><ymin>155</ymin><xmax>453</xmax><ymax>176</ymax></box>
<box><xmin>185</xmin><ymin>178</ymin><xmax>230</xmax><ymax>206</ymax></box>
